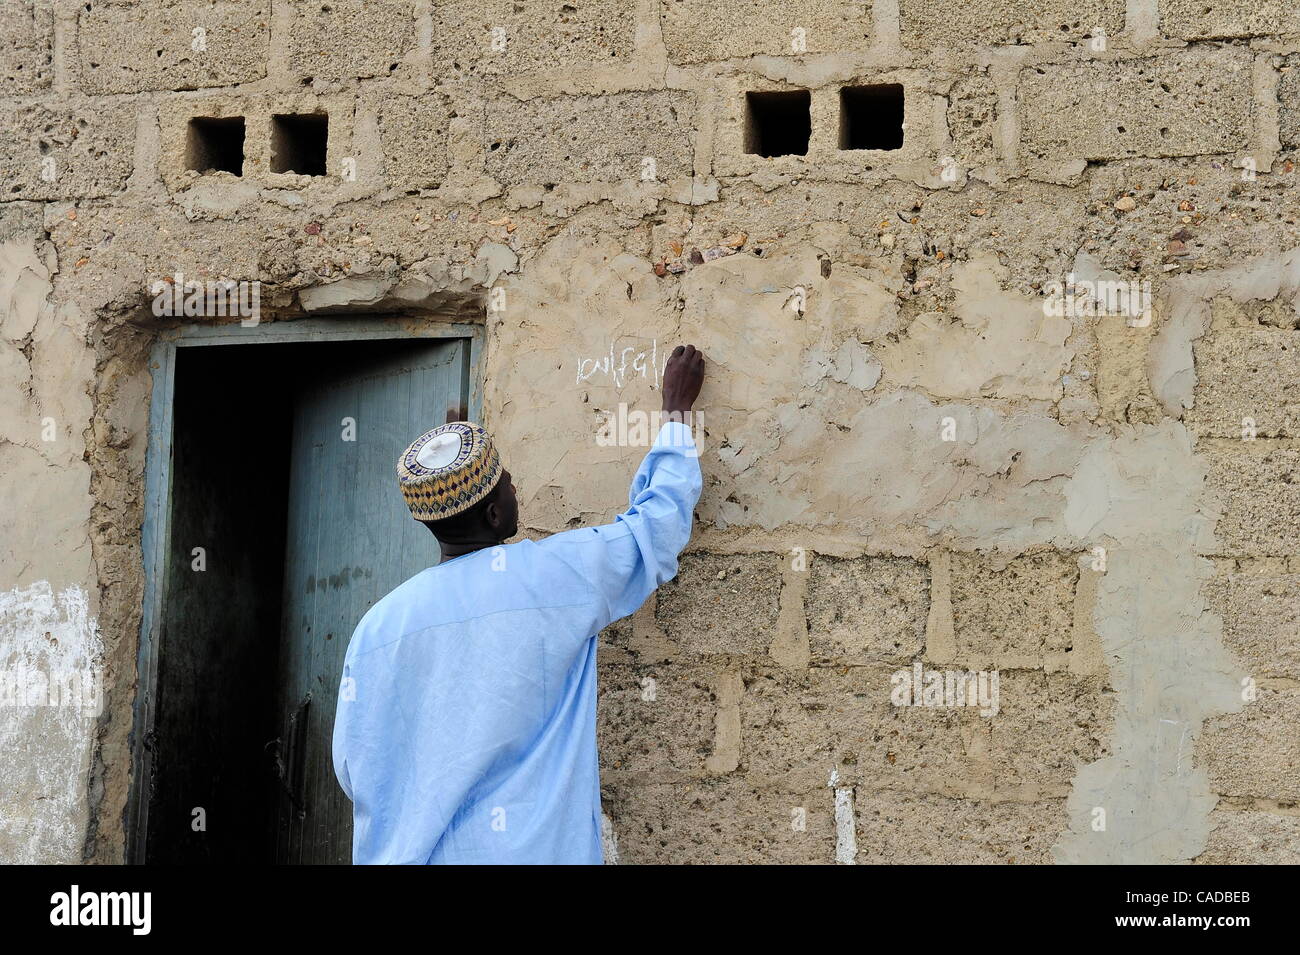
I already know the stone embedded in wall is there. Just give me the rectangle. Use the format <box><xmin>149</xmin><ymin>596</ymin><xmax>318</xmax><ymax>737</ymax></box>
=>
<box><xmin>485</xmin><ymin>92</ymin><xmax>695</xmax><ymax>186</ymax></box>
<box><xmin>951</xmin><ymin>552</ymin><xmax>1079</xmax><ymax>668</ymax></box>
<box><xmin>1197</xmin><ymin>688</ymin><xmax>1300</xmax><ymax>802</ymax></box>
<box><xmin>1018</xmin><ymin>50</ymin><xmax>1253</xmax><ymax>174</ymax></box>
<box><xmin>986</xmin><ymin>671</ymin><xmax>1112</xmax><ymax>796</ymax></box>
<box><xmin>378</xmin><ymin>95</ymin><xmax>452</xmax><ymax>192</ymax></box>
<box><xmin>1203</xmin><ymin>446</ymin><xmax>1300</xmax><ymax>556</ymax></box>
<box><xmin>290</xmin><ymin>0</ymin><xmax>415</xmax><ymax>81</ymax></box>
<box><xmin>1161</xmin><ymin>0</ymin><xmax>1297</xmax><ymax>39</ymax></box>
<box><xmin>655</xmin><ymin>553</ymin><xmax>782</xmax><ymax>656</ymax></box>
<box><xmin>597</xmin><ymin>664</ymin><xmax>719</xmax><ymax>777</ymax></box>
<box><xmin>0</xmin><ymin>103</ymin><xmax>134</xmax><ymax>200</ymax></box>
<box><xmin>78</xmin><ymin>1</ymin><xmax>270</xmax><ymax>94</ymax></box>
<box><xmin>856</xmin><ymin>791</ymin><xmax>1065</xmax><ymax>864</ymax></box>
<box><xmin>806</xmin><ymin>555</ymin><xmax>929</xmax><ymax>665</ymax></box>
<box><xmin>899</xmin><ymin>0</ymin><xmax>1123</xmax><ymax>48</ymax></box>
<box><xmin>1195</xmin><ymin>809</ymin><xmax>1300</xmax><ymax>864</ymax></box>
<box><xmin>433</xmin><ymin>0</ymin><xmax>637</xmax><ymax>76</ymax></box>
<box><xmin>1203</xmin><ymin>572</ymin><xmax>1300</xmax><ymax>680</ymax></box>
<box><xmin>659</xmin><ymin>0</ymin><xmax>872</xmax><ymax>65</ymax></box>
<box><xmin>601</xmin><ymin>779</ymin><xmax>836</xmax><ymax>863</ymax></box>
<box><xmin>1</xmin><ymin>0</ymin><xmax>53</xmax><ymax>94</ymax></box>
<box><xmin>1187</xmin><ymin>330</ymin><xmax>1300</xmax><ymax>438</ymax></box>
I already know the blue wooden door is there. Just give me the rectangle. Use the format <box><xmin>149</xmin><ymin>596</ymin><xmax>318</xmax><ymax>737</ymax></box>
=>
<box><xmin>273</xmin><ymin>338</ymin><xmax>468</xmax><ymax>864</ymax></box>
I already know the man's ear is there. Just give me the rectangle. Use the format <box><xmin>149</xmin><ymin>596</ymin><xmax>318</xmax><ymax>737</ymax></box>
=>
<box><xmin>483</xmin><ymin>499</ymin><xmax>501</xmax><ymax>531</ymax></box>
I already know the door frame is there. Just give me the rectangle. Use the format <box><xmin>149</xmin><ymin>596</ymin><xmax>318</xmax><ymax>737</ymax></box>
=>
<box><xmin>126</xmin><ymin>317</ymin><xmax>484</xmax><ymax>863</ymax></box>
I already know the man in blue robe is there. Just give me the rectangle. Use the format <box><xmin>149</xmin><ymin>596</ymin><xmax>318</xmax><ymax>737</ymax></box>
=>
<box><xmin>332</xmin><ymin>344</ymin><xmax>705</xmax><ymax>864</ymax></box>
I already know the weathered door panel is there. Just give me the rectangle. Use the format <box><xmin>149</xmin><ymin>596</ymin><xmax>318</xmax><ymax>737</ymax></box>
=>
<box><xmin>274</xmin><ymin>339</ymin><xmax>467</xmax><ymax>864</ymax></box>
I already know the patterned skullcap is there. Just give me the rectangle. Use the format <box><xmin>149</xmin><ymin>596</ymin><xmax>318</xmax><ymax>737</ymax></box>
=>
<box><xmin>397</xmin><ymin>421</ymin><xmax>503</xmax><ymax>521</ymax></box>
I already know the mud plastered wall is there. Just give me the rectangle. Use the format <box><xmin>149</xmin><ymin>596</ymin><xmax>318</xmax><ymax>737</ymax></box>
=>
<box><xmin>1</xmin><ymin>0</ymin><xmax>1299</xmax><ymax>864</ymax></box>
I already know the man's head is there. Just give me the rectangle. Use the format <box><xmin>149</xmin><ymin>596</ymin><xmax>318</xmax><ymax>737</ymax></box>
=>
<box><xmin>397</xmin><ymin>421</ymin><xmax>519</xmax><ymax>548</ymax></box>
<box><xmin>420</xmin><ymin>468</ymin><xmax>518</xmax><ymax>545</ymax></box>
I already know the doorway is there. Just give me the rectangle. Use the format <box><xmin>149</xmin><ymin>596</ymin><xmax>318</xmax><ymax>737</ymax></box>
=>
<box><xmin>128</xmin><ymin>319</ymin><xmax>480</xmax><ymax>863</ymax></box>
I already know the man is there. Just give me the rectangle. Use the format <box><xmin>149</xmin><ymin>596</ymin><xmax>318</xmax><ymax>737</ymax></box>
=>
<box><xmin>332</xmin><ymin>344</ymin><xmax>706</xmax><ymax>864</ymax></box>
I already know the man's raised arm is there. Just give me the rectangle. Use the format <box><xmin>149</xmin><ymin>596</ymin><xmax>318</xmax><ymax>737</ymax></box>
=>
<box><xmin>548</xmin><ymin>344</ymin><xmax>706</xmax><ymax>632</ymax></box>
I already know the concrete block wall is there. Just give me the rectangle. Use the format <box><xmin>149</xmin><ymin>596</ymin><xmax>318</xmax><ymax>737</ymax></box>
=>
<box><xmin>2</xmin><ymin>0</ymin><xmax>1300</xmax><ymax>863</ymax></box>
<box><xmin>601</xmin><ymin>547</ymin><xmax>1109</xmax><ymax>862</ymax></box>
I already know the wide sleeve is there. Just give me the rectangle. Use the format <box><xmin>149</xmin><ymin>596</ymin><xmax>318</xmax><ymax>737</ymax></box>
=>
<box><xmin>568</xmin><ymin>420</ymin><xmax>702</xmax><ymax>631</ymax></box>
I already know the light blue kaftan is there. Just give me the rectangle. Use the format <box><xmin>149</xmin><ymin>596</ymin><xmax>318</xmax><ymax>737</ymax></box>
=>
<box><xmin>332</xmin><ymin>422</ymin><xmax>701</xmax><ymax>864</ymax></box>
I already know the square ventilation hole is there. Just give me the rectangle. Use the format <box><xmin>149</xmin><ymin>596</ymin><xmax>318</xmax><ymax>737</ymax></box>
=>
<box><xmin>186</xmin><ymin>117</ymin><xmax>245</xmax><ymax>176</ymax></box>
<box><xmin>270</xmin><ymin>113</ymin><xmax>328</xmax><ymax>175</ymax></box>
<box><xmin>839</xmin><ymin>84</ymin><xmax>904</xmax><ymax>150</ymax></box>
<box><xmin>744</xmin><ymin>90</ymin><xmax>811</xmax><ymax>158</ymax></box>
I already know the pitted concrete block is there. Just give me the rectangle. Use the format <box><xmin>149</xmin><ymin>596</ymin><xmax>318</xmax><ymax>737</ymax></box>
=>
<box><xmin>806</xmin><ymin>555</ymin><xmax>929</xmax><ymax>665</ymax></box>
<box><xmin>485</xmin><ymin>92</ymin><xmax>695</xmax><ymax>186</ymax></box>
<box><xmin>656</xmin><ymin>553</ymin><xmax>781</xmax><ymax>656</ymax></box>
<box><xmin>1195</xmin><ymin>809</ymin><xmax>1300</xmax><ymax>864</ymax></box>
<box><xmin>1019</xmin><ymin>50</ymin><xmax>1252</xmax><ymax>171</ymax></box>
<box><xmin>0</xmin><ymin>102</ymin><xmax>134</xmax><ymax>200</ymax></box>
<box><xmin>1162</xmin><ymin>0</ymin><xmax>1298</xmax><ymax>39</ymax></box>
<box><xmin>947</xmin><ymin>74</ymin><xmax>999</xmax><ymax>171</ymax></box>
<box><xmin>711</xmin><ymin>71</ymin><xmax>945</xmax><ymax>183</ymax></box>
<box><xmin>1203</xmin><ymin>572</ymin><xmax>1300</xmax><ymax>680</ymax></box>
<box><xmin>986</xmin><ymin>671</ymin><xmax>1112</xmax><ymax>794</ymax></box>
<box><xmin>1198</xmin><ymin>688</ymin><xmax>1300</xmax><ymax>802</ymax></box>
<box><xmin>900</xmin><ymin>0</ymin><xmax>1123</xmax><ymax>47</ymax></box>
<box><xmin>597</xmin><ymin>663</ymin><xmax>718</xmax><ymax>777</ymax></box>
<box><xmin>433</xmin><ymin>0</ymin><xmax>636</xmax><ymax>76</ymax></box>
<box><xmin>78</xmin><ymin>1</ymin><xmax>270</xmax><ymax>94</ymax></box>
<box><xmin>951</xmin><ymin>552</ymin><xmax>1079</xmax><ymax>667</ymax></box>
<box><xmin>158</xmin><ymin>92</ymin><xmax>355</xmax><ymax>192</ymax></box>
<box><xmin>1277</xmin><ymin>55</ymin><xmax>1300</xmax><ymax>151</ymax></box>
<box><xmin>379</xmin><ymin>95</ymin><xmax>452</xmax><ymax>192</ymax></box>
<box><xmin>740</xmin><ymin>666</ymin><xmax>986</xmax><ymax>793</ymax></box>
<box><xmin>857</xmin><ymin>791</ymin><xmax>1065</xmax><ymax>863</ymax></box>
<box><xmin>1</xmin><ymin>0</ymin><xmax>53</xmax><ymax>94</ymax></box>
<box><xmin>1188</xmin><ymin>330</ymin><xmax>1300</xmax><ymax>439</ymax></box>
<box><xmin>602</xmin><ymin>779</ymin><xmax>836</xmax><ymax>863</ymax></box>
<box><xmin>660</xmin><ymin>0</ymin><xmax>872</xmax><ymax>64</ymax></box>
<box><xmin>290</xmin><ymin>0</ymin><xmax>415</xmax><ymax>81</ymax></box>
<box><xmin>1203</xmin><ymin>447</ymin><xmax>1300</xmax><ymax>556</ymax></box>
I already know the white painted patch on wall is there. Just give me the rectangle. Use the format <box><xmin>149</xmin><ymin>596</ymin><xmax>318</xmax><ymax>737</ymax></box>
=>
<box><xmin>600</xmin><ymin>811</ymin><xmax>620</xmax><ymax>865</ymax></box>
<box><xmin>829</xmin><ymin>768</ymin><xmax>857</xmax><ymax>864</ymax></box>
<box><xmin>0</xmin><ymin>581</ymin><xmax>102</xmax><ymax>863</ymax></box>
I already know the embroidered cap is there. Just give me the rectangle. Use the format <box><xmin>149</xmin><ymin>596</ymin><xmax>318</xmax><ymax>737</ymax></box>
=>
<box><xmin>397</xmin><ymin>421</ymin><xmax>503</xmax><ymax>521</ymax></box>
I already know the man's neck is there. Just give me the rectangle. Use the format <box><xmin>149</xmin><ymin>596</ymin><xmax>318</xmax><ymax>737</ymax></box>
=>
<box><xmin>438</xmin><ymin>539</ymin><xmax>499</xmax><ymax>562</ymax></box>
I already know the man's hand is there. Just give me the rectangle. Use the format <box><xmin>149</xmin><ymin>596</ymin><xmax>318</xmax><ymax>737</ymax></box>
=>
<box><xmin>662</xmin><ymin>344</ymin><xmax>705</xmax><ymax>420</ymax></box>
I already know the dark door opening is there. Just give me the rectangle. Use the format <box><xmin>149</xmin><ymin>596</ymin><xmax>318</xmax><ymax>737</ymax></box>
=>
<box><xmin>140</xmin><ymin>334</ymin><xmax>470</xmax><ymax>863</ymax></box>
